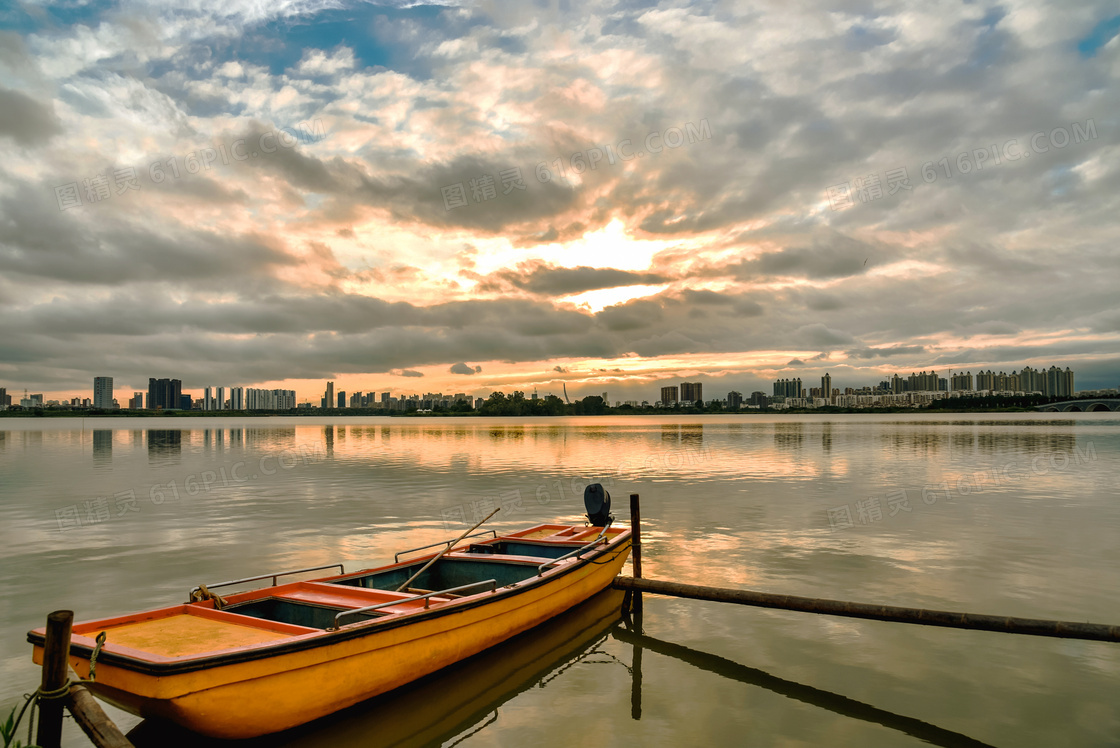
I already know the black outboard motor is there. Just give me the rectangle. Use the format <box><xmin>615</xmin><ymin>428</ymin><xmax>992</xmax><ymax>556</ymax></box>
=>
<box><xmin>583</xmin><ymin>483</ymin><xmax>613</xmax><ymax>527</ymax></box>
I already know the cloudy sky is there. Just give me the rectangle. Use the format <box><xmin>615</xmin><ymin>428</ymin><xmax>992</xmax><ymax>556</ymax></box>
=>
<box><xmin>1</xmin><ymin>0</ymin><xmax>1118</xmax><ymax>404</ymax></box>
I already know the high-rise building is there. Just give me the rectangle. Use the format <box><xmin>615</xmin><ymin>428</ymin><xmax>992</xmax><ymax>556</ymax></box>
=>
<box><xmin>820</xmin><ymin>373</ymin><xmax>832</xmax><ymax>403</ymax></box>
<box><xmin>325</xmin><ymin>381</ymin><xmax>335</xmax><ymax>409</ymax></box>
<box><xmin>229</xmin><ymin>387</ymin><xmax>244</xmax><ymax>411</ymax></box>
<box><xmin>147</xmin><ymin>378</ymin><xmax>182</xmax><ymax>410</ymax></box>
<box><xmin>216</xmin><ymin>386</ymin><xmax>226</xmax><ymax>411</ymax></box>
<box><xmin>337</xmin><ymin>391</ymin><xmax>346</xmax><ymax>408</ymax></box>
<box><xmin>749</xmin><ymin>391</ymin><xmax>769</xmax><ymax>407</ymax></box>
<box><xmin>93</xmin><ymin>377</ymin><xmax>113</xmax><ymax>408</ymax></box>
<box><xmin>180</xmin><ymin>394</ymin><xmax>192</xmax><ymax>410</ymax></box>
<box><xmin>660</xmin><ymin>386</ymin><xmax>679</xmax><ymax>405</ymax></box>
<box><xmin>246</xmin><ymin>388</ymin><xmax>296</xmax><ymax>410</ymax></box>
<box><xmin>772</xmin><ymin>378</ymin><xmax>803</xmax><ymax>398</ymax></box>
<box><xmin>727</xmin><ymin>391</ymin><xmax>743</xmax><ymax>409</ymax></box>
<box><xmin>129</xmin><ymin>392</ymin><xmax>144</xmax><ymax>409</ymax></box>
<box><xmin>906</xmin><ymin>371</ymin><xmax>939</xmax><ymax>392</ymax></box>
<box><xmin>951</xmin><ymin>371</ymin><xmax>973</xmax><ymax>391</ymax></box>
<box><xmin>1019</xmin><ymin>366</ymin><xmax>1043</xmax><ymax>393</ymax></box>
<box><xmin>680</xmin><ymin>382</ymin><xmax>702</xmax><ymax>404</ymax></box>
<box><xmin>1045</xmin><ymin>366</ymin><xmax>1074</xmax><ymax>397</ymax></box>
<box><xmin>0</xmin><ymin>388</ymin><xmax>8</xmax><ymax>407</ymax></box>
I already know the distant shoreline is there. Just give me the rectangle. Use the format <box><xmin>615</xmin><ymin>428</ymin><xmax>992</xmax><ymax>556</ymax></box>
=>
<box><xmin>0</xmin><ymin>406</ymin><xmax>1062</xmax><ymax>418</ymax></box>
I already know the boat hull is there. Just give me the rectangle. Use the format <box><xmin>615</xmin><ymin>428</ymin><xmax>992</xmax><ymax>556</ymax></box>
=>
<box><xmin>32</xmin><ymin>531</ymin><xmax>630</xmax><ymax>739</ymax></box>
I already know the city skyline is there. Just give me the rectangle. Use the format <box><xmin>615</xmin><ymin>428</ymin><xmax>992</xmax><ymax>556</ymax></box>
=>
<box><xmin>5</xmin><ymin>352</ymin><xmax>1119</xmax><ymax>407</ymax></box>
<box><xmin>2</xmin><ymin>359</ymin><xmax>1110</xmax><ymax>412</ymax></box>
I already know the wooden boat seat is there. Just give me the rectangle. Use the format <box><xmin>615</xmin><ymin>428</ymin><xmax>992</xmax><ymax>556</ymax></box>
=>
<box><xmin>405</xmin><ymin>588</ymin><xmax>462</xmax><ymax>599</ymax></box>
<box><xmin>444</xmin><ymin>551</ymin><xmax>569</xmax><ymax>566</ymax></box>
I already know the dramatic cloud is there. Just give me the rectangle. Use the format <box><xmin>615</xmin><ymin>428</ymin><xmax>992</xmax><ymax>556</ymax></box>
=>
<box><xmin>479</xmin><ymin>262</ymin><xmax>671</xmax><ymax>295</ymax></box>
<box><xmin>847</xmin><ymin>346</ymin><xmax>929</xmax><ymax>359</ymax></box>
<box><xmin>0</xmin><ymin>0</ymin><xmax>1117</xmax><ymax>402</ymax></box>
<box><xmin>0</xmin><ymin>87</ymin><xmax>62</xmax><ymax>146</ymax></box>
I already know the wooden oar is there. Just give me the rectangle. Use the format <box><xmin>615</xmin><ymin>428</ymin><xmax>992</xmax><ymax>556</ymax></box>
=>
<box><xmin>395</xmin><ymin>507</ymin><xmax>501</xmax><ymax>592</ymax></box>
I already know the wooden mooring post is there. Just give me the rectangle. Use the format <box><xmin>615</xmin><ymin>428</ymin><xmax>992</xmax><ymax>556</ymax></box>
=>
<box><xmin>611</xmin><ymin>577</ymin><xmax>1120</xmax><ymax>643</ymax></box>
<box><xmin>37</xmin><ymin>610</ymin><xmax>73</xmax><ymax>748</ymax></box>
<box><xmin>36</xmin><ymin>610</ymin><xmax>135</xmax><ymax>748</ymax></box>
<box><xmin>627</xmin><ymin>493</ymin><xmax>643</xmax><ymax>618</ymax></box>
<box><xmin>625</xmin><ymin>492</ymin><xmax>645</xmax><ymax>718</ymax></box>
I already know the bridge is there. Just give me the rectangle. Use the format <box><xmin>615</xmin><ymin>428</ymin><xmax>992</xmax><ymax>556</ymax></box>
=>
<box><xmin>1035</xmin><ymin>398</ymin><xmax>1120</xmax><ymax>412</ymax></box>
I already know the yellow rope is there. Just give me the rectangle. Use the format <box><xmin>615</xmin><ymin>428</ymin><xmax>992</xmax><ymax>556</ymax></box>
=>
<box><xmin>11</xmin><ymin>631</ymin><xmax>109</xmax><ymax>744</ymax></box>
<box><xmin>190</xmin><ymin>584</ymin><xmax>228</xmax><ymax>609</ymax></box>
<box><xmin>35</xmin><ymin>681</ymin><xmax>74</xmax><ymax>701</ymax></box>
<box><xmin>88</xmin><ymin>631</ymin><xmax>107</xmax><ymax>681</ymax></box>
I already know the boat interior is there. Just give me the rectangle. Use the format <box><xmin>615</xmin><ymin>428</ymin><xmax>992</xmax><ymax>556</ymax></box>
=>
<box><xmin>64</xmin><ymin>524</ymin><xmax>629</xmax><ymax>663</ymax></box>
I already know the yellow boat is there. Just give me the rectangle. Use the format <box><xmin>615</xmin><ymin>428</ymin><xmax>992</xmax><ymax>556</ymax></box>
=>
<box><xmin>127</xmin><ymin>588</ymin><xmax>628</xmax><ymax>747</ymax></box>
<box><xmin>28</xmin><ymin>520</ymin><xmax>631</xmax><ymax>739</ymax></box>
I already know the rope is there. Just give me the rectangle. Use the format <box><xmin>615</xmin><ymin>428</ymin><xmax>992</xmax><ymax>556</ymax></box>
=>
<box><xmin>11</xmin><ymin>632</ymin><xmax>109</xmax><ymax>744</ymax></box>
<box><xmin>88</xmin><ymin>631</ymin><xmax>107</xmax><ymax>682</ymax></box>
<box><xmin>36</xmin><ymin>681</ymin><xmax>74</xmax><ymax>700</ymax></box>
<box><xmin>588</xmin><ymin>549</ymin><xmax>628</xmax><ymax>564</ymax></box>
<box><xmin>12</xmin><ymin>677</ymin><xmax>84</xmax><ymax>747</ymax></box>
<box><xmin>11</xmin><ymin>690</ymin><xmax>37</xmax><ymax>747</ymax></box>
<box><xmin>190</xmin><ymin>584</ymin><xmax>228</xmax><ymax>609</ymax></box>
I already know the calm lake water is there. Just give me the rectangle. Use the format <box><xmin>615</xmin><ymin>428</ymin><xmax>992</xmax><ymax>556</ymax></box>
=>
<box><xmin>2</xmin><ymin>413</ymin><xmax>1118</xmax><ymax>747</ymax></box>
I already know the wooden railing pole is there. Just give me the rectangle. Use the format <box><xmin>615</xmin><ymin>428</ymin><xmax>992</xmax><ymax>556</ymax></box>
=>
<box><xmin>612</xmin><ymin>577</ymin><xmax>1120</xmax><ymax>643</ymax></box>
<box><xmin>68</xmin><ymin>683</ymin><xmax>135</xmax><ymax>748</ymax></box>
<box><xmin>37</xmin><ymin>610</ymin><xmax>73</xmax><ymax>748</ymax></box>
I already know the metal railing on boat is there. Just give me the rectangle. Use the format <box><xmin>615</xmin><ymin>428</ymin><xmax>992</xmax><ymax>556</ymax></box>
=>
<box><xmin>188</xmin><ymin>564</ymin><xmax>346</xmax><ymax>600</ymax></box>
<box><xmin>394</xmin><ymin>530</ymin><xmax>498</xmax><ymax>562</ymax></box>
<box><xmin>329</xmin><ymin>579</ymin><xmax>498</xmax><ymax>630</ymax></box>
<box><xmin>536</xmin><ymin>524</ymin><xmax>613</xmax><ymax>576</ymax></box>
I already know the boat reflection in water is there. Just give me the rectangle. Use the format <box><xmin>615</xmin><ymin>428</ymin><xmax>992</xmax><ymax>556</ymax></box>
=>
<box><xmin>128</xmin><ymin>588</ymin><xmax>629</xmax><ymax>748</ymax></box>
